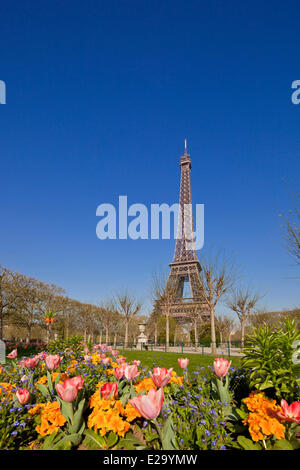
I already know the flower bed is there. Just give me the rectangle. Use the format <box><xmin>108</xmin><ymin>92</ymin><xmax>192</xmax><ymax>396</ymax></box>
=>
<box><xmin>0</xmin><ymin>341</ymin><xmax>299</xmax><ymax>450</ymax></box>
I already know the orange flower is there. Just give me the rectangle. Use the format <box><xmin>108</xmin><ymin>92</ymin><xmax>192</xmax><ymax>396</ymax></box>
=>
<box><xmin>124</xmin><ymin>402</ymin><xmax>142</xmax><ymax>422</ymax></box>
<box><xmin>0</xmin><ymin>382</ymin><xmax>16</xmax><ymax>402</ymax></box>
<box><xmin>29</xmin><ymin>401</ymin><xmax>67</xmax><ymax>436</ymax></box>
<box><xmin>134</xmin><ymin>377</ymin><xmax>157</xmax><ymax>393</ymax></box>
<box><xmin>87</xmin><ymin>388</ymin><xmax>133</xmax><ymax>438</ymax></box>
<box><xmin>243</xmin><ymin>391</ymin><xmax>285</xmax><ymax>442</ymax></box>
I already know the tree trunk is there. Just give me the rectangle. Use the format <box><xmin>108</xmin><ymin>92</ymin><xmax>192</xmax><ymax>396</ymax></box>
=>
<box><xmin>154</xmin><ymin>322</ymin><xmax>158</xmax><ymax>346</ymax></box>
<box><xmin>174</xmin><ymin>325</ymin><xmax>177</xmax><ymax>345</ymax></box>
<box><xmin>241</xmin><ymin>318</ymin><xmax>245</xmax><ymax>349</ymax></box>
<box><xmin>210</xmin><ymin>307</ymin><xmax>217</xmax><ymax>354</ymax></box>
<box><xmin>166</xmin><ymin>312</ymin><xmax>169</xmax><ymax>351</ymax></box>
<box><xmin>26</xmin><ymin>324</ymin><xmax>31</xmax><ymax>343</ymax></box>
<box><xmin>194</xmin><ymin>319</ymin><xmax>198</xmax><ymax>351</ymax></box>
<box><xmin>0</xmin><ymin>313</ymin><xmax>3</xmax><ymax>340</ymax></box>
<box><xmin>113</xmin><ymin>333</ymin><xmax>117</xmax><ymax>348</ymax></box>
<box><xmin>124</xmin><ymin>321</ymin><xmax>129</xmax><ymax>348</ymax></box>
<box><xmin>105</xmin><ymin>327</ymin><xmax>109</xmax><ymax>344</ymax></box>
<box><xmin>65</xmin><ymin>321</ymin><xmax>69</xmax><ymax>340</ymax></box>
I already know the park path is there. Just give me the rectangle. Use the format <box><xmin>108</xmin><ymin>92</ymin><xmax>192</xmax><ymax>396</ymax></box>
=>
<box><xmin>125</xmin><ymin>345</ymin><xmax>244</xmax><ymax>357</ymax></box>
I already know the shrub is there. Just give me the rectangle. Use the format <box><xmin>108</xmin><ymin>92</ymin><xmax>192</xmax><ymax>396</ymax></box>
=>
<box><xmin>241</xmin><ymin>318</ymin><xmax>300</xmax><ymax>401</ymax></box>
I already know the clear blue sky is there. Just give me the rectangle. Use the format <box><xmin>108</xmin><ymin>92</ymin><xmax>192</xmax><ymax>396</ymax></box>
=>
<box><xmin>0</xmin><ymin>0</ymin><xmax>299</xmax><ymax>316</ymax></box>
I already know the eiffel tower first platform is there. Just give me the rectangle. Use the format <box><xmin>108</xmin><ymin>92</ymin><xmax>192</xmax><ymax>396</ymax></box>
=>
<box><xmin>163</xmin><ymin>140</ymin><xmax>210</xmax><ymax>324</ymax></box>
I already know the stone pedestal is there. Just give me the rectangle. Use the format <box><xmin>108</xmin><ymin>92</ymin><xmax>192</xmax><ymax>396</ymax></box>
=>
<box><xmin>136</xmin><ymin>324</ymin><xmax>148</xmax><ymax>350</ymax></box>
<box><xmin>0</xmin><ymin>340</ymin><xmax>6</xmax><ymax>364</ymax></box>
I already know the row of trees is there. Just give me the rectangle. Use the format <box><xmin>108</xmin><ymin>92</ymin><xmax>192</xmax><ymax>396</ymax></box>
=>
<box><xmin>1</xmin><ymin>260</ymin><xmax>299</xmax><ymax>348</ymax></box>
<box><xmin>0</xmin><ymin>264</ymin><xmax>149</xmax><ymax>346</ymax></box>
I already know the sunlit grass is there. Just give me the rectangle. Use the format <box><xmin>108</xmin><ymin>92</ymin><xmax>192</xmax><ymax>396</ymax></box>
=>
<box><xmin>119</xmin><ymin>349</ymin><xmax>241</xmax><ymax>375</ymax></box>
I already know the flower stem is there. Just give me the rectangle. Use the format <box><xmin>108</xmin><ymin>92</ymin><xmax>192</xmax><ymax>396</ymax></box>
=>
<box><xmin>69</xmin><ymin>402</ymin><xmax>74</xmax><ymax>426</ymax></box>
<box><xmin>153</xmin><ymin>418</ymin><xmax>163</xmax><ymax>447</ymax></box>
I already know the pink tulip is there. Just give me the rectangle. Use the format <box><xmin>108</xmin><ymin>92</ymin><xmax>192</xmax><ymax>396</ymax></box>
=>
<box><xmin>21</xmin><ymin>357</ymin><xmax>39</xmax><ymax>369</ymax></box>
<box><xmin>67</xmin><ymin>376</ymin><xmax>84</xmax><ymax>391</ymax></box>
<box><xmin>56</xmin><ymin>376</ymin><xmax>83</xmax><ymax>402</ymax></box>
<box><xmin>84</xmin><ymin>346</ymin><xmax>89</xmax><ymax>355</ymax></box>
<box><xmin>150</xmin><ymin>367</ymin><xmax>173</xmax><ymax>388</ymax></box>
<box><xmin>84</xmin><ymin>354</ymin><xmax>91</xmax><ymax>361</ymax></box>
<box><xmin>16</xmin><ymin>388</ymin><xmax>30</xmax><ymax>405</ymax></box>
<box><xmin>129</xmin><ymin>388</ymin><xmax>164</xmax><ymax>420</ymax></box>
<box><xmin>100</xmin><ymin>382</ymin><xmax>118</xmax><ymax>399</ymax></box>
<box><xmin>112</xmin><ymin>350</ymin><xmax>119</xmax><ymax>356</ymax></box>
<box><xmin>102</xmin><ymin>357</ymin><xmax>111</xmax><ymax>365</ymax></box>
<box><xmin>114</xmin><ymin>367</ymin><xmax>125</xmax><ymax>380</ymax></box>
<box><xmin>7</xmin><ymin>349</ymin><xmax>17</xmax><ymax>359</ymax></box>
<box><xmin>45</xmin><ymin>354</ymin><xmax>62</xmax><ymax>370</ymax></box>
<box><xmin>36</xmin><ymin>351</ymin><xmax>47</xmax><ymax>360</ymax></box>
<box><xmin>178</xmin><ymin>358</ymin><xmax>189</xmax><ymax>369</ymax></box>
<box><xmin>213</xmin><ymin>357</ymin><xmax>231</xmax><ymax>378</ymax></box>
<box><xmin>133</xmin><ymin>360</ymin><xmax>141</xmax><ymax>366</ymax></box>
<box><xmin>278</xmin><ymin>400</ymin><xmax>300</xmax><ymax>424</ymax></box>
<box><xmin>124</xmin><ymin>364</ymin><xmax>140</xmax><ymax>381</ymax></box>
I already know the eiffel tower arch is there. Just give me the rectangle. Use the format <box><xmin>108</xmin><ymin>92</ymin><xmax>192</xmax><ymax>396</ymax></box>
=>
<box><xmin>162</xmin><ymin>141</ymin><xmax>210</xmax><ymax>346</ymax></box>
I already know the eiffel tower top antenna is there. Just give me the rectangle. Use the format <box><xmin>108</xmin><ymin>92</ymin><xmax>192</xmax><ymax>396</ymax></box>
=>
<box><xmin>184</xmin><ymin>138</ymin><xmax>187</xmax><ymax>154</ymax></box>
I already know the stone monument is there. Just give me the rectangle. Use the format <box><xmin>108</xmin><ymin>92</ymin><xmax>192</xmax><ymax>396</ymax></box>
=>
<box><xmin>0</xmin><ymin>339</ymin><xmax>6</xmax><ymax>365</ymax></box>
<box><xmin>136</xmin><ymin>323</ymin><xmax>148</xmax><ymax>350</ymax></box>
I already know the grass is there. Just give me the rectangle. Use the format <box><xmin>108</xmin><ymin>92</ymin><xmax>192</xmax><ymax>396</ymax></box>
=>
<box><xmin>119</xmin><ymin>349</ymin><xmax>241</xmax><ymax>375</ymax></box>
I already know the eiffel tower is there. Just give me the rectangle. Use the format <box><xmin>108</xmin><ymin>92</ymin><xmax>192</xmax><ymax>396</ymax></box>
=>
<box><xmin>163</xmin><ymin>140</ymin><xmax>210</xmax><ymax>323</ymax></box>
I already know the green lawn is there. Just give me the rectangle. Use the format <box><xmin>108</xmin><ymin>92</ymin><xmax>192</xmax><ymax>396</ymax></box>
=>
<box><xmin>119</xmin><ymin>349</ymin><xmax>241</xmax><ymax>375</ymax></box>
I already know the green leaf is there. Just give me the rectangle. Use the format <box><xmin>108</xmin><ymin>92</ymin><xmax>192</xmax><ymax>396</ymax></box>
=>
<box><xmin>237</xmin><ymin>436</ymin><xmax>262</xmax><ymax>450</ymax></box>
<box><xmin>82</xmin><ymin>429</ymin><xmax>106</xmax><ymax>450</ymax></box>
<box><xmin>36</xmin><ymin>383</ymin><xmax>50</xmax><ymax>398</ymax></box>
<box><xmin>69</xmin><ymin>398</ymin><xmax>86</xmax><ymax>434</ymax></box>
<box><xmin>57</xmin><ymin>397</ymin><xmax>73</xmax><ymax>426</ymax></box>
<box><xmin>272</xmin><ymin>439</ymin><xmax>294</xmax><ymax>450</ymax></box>
<box><xmin>258</xmin><ymin>380</ymin><xmax>274</xmax><ymax>390</ymax></box>
<box><xmin>40</xmin><ymin>432</ymin><xmax>57</xmax><ymax>450</ymax></box>
<box><xmin>54</xmin><ymin>373</ymin><xmax>61</xmax><ymax>386</ymax></box>
<box><xmin>161</xmin><ymin>415</ymin><xmax>178</xmax><ymax>450</ymax></box>
<box><xmin>106</xmin><ymin>432</ymin><xmax>119</xmax><ymax>449</ymax></box>
<box><xmin>117</xmin><ymin>430</ymin><xmax>147</xmax><ymax>450</ymax></box>
<box><xmin>47</xmin><ymin>371</ymin><xmax>54</xmax><ymax>394</ymax></box>
<box><xmin>52</xmin><ymin>433</ymin><xmax>82</xmax><ymax>450</ymax></box>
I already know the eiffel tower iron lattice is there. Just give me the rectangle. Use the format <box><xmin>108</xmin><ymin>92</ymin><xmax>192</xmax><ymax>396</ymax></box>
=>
<box><xmin>163</xmin><ymin>141</ymin><xmax>210</xmax><ymax>324</ymax></box>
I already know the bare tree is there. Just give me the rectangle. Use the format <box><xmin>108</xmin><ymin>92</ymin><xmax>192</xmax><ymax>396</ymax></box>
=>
<box><xmin>226</xmin><ymin>288</ymin><xmax>262</xmax><ymax>347</ymax></box>
<box><xmin>0</xmin><ymin>265</ymin><xmax>23</xmax><ymax>339</ymax></box>
<box><xmin>279</xmin><ymin>183</ymin><xmax>300</xmax><ymax>265</ymax></box>
<box><xmin>151</xmin><ymin>272</ymin><xmax>181</xmax><ymax>351</ymax></box>
<box><xmin>14</xmin><ymin>276</ymin><xmax>45</xmax><ymax>342</ymax></box>
<box><xmin>215</xmin><ymin>315</ymin><xmax>236</xmax><ymax>344</ymax></box>
<box><xmin>114</xmin><ymin>292</ymin><xmax>142</xmax><ymax>348</ymax></box>
<box><xmin>200</xmin><ymin>253</ymin><xmax>237</xmax><ymax>354</ymax></box>
<box><xmin>97</xmin><ymin>302</ymin><xmax>118</xmax><ymax>344</ymax></box>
